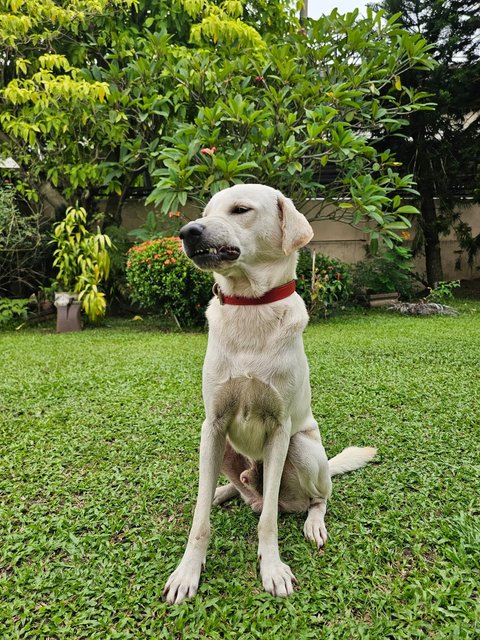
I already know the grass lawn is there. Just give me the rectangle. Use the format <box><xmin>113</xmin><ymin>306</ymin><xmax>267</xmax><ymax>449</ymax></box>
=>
<box><xmin>1</xmin><ymin>304</ymin><xmax>479</xmax><ymax>639</ymax></box>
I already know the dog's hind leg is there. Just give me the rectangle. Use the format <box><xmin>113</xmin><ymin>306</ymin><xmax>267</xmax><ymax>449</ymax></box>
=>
<box><xmin>287</xmin><ymin>428</ymin><xmax>332</xmax><ymax>548</ymax></box>
<box><xmin>304</xmin><ymin>498</ymin><xmax>328</xmax><ymax>549</ymax></box>
<box><xmin>214</xmin><ymin>439</ymin><xmax>262</xmax><ymax>509</ymax></box>
<box><xmin>213</xmin><ymin>482</ymin><xmax>238</xmax><ymax>505</ymax></box>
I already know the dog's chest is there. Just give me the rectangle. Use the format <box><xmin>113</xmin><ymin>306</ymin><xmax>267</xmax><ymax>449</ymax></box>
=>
<box><xmin>221</xmin><ymin>376</ymin><xmax>285</xmax><ymax>461</ymax></box>
<box><xmin>203</xmin><ymin>301</ymin><xmax>309</xmax><ymax>460</ymax></box>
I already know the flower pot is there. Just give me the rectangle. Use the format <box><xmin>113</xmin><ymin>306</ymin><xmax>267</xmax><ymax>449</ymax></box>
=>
<box><xmin>368</xmin><ymin>292</ymin><xmax>399</xmax><ymax>308</ymax></box>
<box><xmin>54</xmin><ymin>292</ymin><xmax>82</xmax><ymax>333</ymax></box>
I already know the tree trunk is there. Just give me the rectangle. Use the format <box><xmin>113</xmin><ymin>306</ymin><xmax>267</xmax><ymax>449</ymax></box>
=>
<box><xmin>413</xmin><ymin>113</ymin><xmax>444</xmax><ymax>288</ymax></box>
<box><xmin>38</xmin><ymin>181</ymin><xmax>69</xmax><ymax>219</ymax></box>
<box><xmin>420</xmin><ymin>192</ymin><xmax>444</xmax><ymax>287</ymax></box>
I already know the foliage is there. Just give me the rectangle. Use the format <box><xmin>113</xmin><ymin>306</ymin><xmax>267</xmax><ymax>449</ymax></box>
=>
<box><xmin>353</xmin><ymin>249</ymin><xmax>414</xmax><ymax>297</ymax></box>
<box><xmin>454</xmin><ymin>219</ymin><xmax>480</xmax><ymax>271</ymax></box>
<box><xmin>0</xmin><ymin>297</ymin><xmax>30</xmax><ymax>327</ymax></box>
<box><xmin>426</xmin><ymin>280</ymin><xmax>461</xmax><ymax>304</ymax></box>
<box><xmin>125</xmin><ymin>237</ymin><xmax>213</xmax><ymax>327</ymax></box>
<box><xmin>296</xmin><ymin>250</ymin><xmax>353</xmax><ymax>317</ymax></box>
<box><xmin>0</xmin><ymin>0</ymin><xmax>292</xmax><ymax>215</ymax></box>
<box><xmin>127</xmin><ymin>210</ymin><xmax>183</xmax><ymax>242</ymax></box>
<box><xmin>375</xmin><ymin>0</ymin><xmax>480</xmax><ymax>284</ymax></box>
<box><xmin>147</xmin><ymin>9</ymin><xmax>436</xmax><ymax>249</ymax></box>
<box><xmin>0</xmin><ymin>186</ymin><xmax>46</xmax><ymax>295</ymax></box>
<box><xmin>1</xmin><ymin>0</ymin><xmax>435</xmax><ymax>248</ymax></box>
<box><xmin>0</xmin><ymin>0</ymin><xmax>134</xmax><ymax>208</ymax></box>
<box><xmin>51</xmin><ymin>207</ymin><xmax>112</xmax><ymax>321</ymax></box>
<box><xmin>1</xmin><ymin>308</ymin><xmax>479</xmax><ymax>636</ymax></box>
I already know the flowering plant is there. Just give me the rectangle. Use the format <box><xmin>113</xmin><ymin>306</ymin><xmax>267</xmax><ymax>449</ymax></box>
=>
<box><xmin>125</xmin><ymin>237</ymin><xmax>213</xmax><ymax>327</ymax></box>
<box><xmin>296</xmin><ymin>250</ymin><xmax>353</xmax><ymax>318</ymax></box>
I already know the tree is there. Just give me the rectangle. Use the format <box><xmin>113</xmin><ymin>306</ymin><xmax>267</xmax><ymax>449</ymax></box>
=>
<box><xmin>0</xmin><ymin>0</ymin><xmax>130</xmax><ymax>213</ymax></box>
<box><xmin>147</xmin><ymin>8</ymin><xmax>436</xmax><ymax>249</ymax></box>
<box><xmin>1</xmin><ymin>1</ymin><xmax>436</xmax><ymax>250</ymax></box>
<box><xmin>0</xmin><ymin>0</ymin><xmax>293</xmax><ymax>219</ymax></box>
<box><xmin>375</xmin><ymin>0</ymin><xmax>480</xmax><ymax>285</ymax></box>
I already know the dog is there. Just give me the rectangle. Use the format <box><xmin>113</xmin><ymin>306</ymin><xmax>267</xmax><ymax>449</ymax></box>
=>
<box><xmin>163</xmin><ymin>184</ymin><xmax>376</xmax><ymax>604</ymax></box>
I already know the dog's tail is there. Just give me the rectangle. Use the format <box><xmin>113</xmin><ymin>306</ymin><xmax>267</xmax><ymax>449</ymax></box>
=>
<box><xmin>328</xmin><ymin>446</ymin><xmax>377</xmax><ymax>477</ymax></box>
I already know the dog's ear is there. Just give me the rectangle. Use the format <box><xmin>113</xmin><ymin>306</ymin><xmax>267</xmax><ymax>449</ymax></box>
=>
<box><xmin>277</xmin><ymin>193</ymin><xmax>313</xmax><ymax>255</ymax></box>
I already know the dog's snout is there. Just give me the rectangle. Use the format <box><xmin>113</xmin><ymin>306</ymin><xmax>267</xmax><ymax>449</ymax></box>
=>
<box><xmin>179</xmin><ymin>222</ymin><xmax>205</xmax><ymax>241</ymax></box>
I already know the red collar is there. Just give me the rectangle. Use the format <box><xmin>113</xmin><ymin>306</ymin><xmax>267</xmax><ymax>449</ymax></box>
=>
<box><xmin>212</xmin><ymin>280</ymin><xmax>296</xmax><ymax>306</ymax></box>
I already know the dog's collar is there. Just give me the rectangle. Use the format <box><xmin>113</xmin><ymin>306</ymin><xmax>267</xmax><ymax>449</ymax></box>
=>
<box><xmin>212</xmin><ymin>280</ymin><xmax>296</xmax><ymax>306</ymax></box>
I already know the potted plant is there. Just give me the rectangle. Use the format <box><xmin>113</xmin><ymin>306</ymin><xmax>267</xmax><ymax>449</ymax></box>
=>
<box><xmin>353</xmin><ymin>249</ymin><xmax>414</xmax><ymax>307</ymax></box>
<box><xmin>51</xmin><ymin>206</ymin><xmax>112</xmax><ymax>332</ymax></box>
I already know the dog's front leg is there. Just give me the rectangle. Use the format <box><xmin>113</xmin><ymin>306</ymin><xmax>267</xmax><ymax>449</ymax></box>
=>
<box><xmin>258</xmin><ymin>424</ymin><xmax>297</xmax><ymax>597</ymax></box>
<box><xmin>164</xmin><ymin>420</ymin><xmax>225</xmax><ymax>604</ymax></box>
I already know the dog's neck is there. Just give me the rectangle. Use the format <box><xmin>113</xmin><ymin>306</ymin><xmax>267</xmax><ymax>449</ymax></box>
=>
<box><xmin>213</xmin><ymin>254</ymin><xmax>297</xmax><ymax>298</ymax></box>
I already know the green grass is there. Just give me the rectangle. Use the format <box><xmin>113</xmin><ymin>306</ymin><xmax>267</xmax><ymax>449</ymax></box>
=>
<box><xmin>1</xmin><ymin>304</ymin><xmax>479</xmax><ymax>639</ymax></box>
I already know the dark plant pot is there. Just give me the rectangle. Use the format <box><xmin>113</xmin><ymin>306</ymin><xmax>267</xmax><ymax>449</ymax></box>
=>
<box><xmin>368</xmin><ymin>292</ymin><xmax>399</xmax><ymax>308</ymax></box>
<box><xmin>54</xmin><ymin>292</ymin><xmax>82</xmax><ymax>333</ymax></box>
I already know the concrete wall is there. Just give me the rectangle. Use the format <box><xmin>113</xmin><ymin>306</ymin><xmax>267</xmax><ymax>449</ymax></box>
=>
<box><xmin>305</xmin><ymin>201</ymin><xmax>480</xmax><ymax>281</ymax></box>
<box><xmin>121</xmin><ymin>197</ymin><xmax>480</xmax><ymax>281</ymax></box>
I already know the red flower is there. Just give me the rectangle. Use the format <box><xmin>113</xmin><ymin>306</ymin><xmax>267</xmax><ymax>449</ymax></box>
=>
<box><xmin>200</xmin><ymin>147</ymin><xmax>216</xmax><ymax>156</ymax></box>
<box><xmin>255</xmin><ymin>75</ymin><xmax>264</xmax><ymax>82</ymax></box>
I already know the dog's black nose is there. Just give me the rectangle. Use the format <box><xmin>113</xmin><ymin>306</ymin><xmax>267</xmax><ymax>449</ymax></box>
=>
<box><xmin>179</xmin><ymin>222</ymin><xmax>205</xmax><ymax>241</ymax></box>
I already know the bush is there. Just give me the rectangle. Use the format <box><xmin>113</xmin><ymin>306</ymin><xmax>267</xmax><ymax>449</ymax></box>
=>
<box><xmin>0</xmin><ymin>297</ymin><xmax>30</xmax><ymax>328</ymax></box>
<box><xmin>353</xmin><ymin>250</ymin><xmax>414</xmax><ymax>299</ymax></box>
<box><xmin>0</xmin><ymin>186</ymin><xmax>47</xmax><ymax>296</ymax></box>
<box><xmin>296</xmin><ymin>250</ymin><xmax>353</xmax><ymax>318</ymax></box>
<box><xmin>426</xmin><ymin>280</ymin><xmax>460</xmax><ymax>304</ymax></box>
<box><xmin>51</xmin><ymin>207</ymin><xmax>113</xmax><ymax>322</ymax></box>
<box><xmin>125</xmin><ymin>237</ymin><xmax>213</xmax><ymax>328</ymax></box>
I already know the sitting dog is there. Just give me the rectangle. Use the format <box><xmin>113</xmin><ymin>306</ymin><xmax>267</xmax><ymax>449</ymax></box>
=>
<box><xmin>163</xmin><ymin>184</ymin><xmax>376</xmax><ymax>604</ymax></box>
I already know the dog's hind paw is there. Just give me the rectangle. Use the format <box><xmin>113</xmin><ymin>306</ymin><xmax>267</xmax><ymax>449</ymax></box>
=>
<box><xmin>213</xmin><ymin>482</ymin><xmax>238</xmax><ymax>506</ymax></box>
<box><xmin>303</xmin><ymin>516</ymin><xmax>328</xmax><ymax>549</ymax></box>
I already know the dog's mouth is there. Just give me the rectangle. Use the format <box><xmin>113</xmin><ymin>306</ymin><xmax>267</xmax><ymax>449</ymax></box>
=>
<box><xmin>189</xmin><ymin>244</ymin><xmax>241</xmax><ymax>267</ymax></box>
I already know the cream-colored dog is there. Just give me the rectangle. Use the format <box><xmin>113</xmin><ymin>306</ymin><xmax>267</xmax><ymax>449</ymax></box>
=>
<box><xmin>163</xmin><ymin>184</ymin><xmax>376</xmax><ymax>604</ymax></box>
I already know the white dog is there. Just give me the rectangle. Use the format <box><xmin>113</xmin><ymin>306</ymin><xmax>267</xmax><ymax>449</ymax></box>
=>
<box><xmin>163</xmin><ymin>184</ymin><xmax>376</xmax><ymax>604</ymax></box>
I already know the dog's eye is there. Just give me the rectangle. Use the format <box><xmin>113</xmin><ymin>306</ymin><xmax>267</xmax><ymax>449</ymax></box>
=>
<box><xmin>231</xmin><ymin>206</ymin><xmax>250</xmax><ymax>215</ymax></box>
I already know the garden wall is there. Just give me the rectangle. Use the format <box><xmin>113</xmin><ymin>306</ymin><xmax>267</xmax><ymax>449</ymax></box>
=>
<box><xmin>120</xmin><ymin>198</ymin><xmax>480</xmax><ymax>282</ymax></box>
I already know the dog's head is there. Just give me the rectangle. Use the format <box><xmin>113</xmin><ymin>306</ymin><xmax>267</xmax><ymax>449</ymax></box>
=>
<box><xmin>179</xmin><ymin>184</ymin><xmax>313</xmax><ymax>273</ymax></box>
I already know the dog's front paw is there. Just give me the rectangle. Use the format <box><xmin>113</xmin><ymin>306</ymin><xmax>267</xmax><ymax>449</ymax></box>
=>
<box><xmin>303</xmin><ymin>516</ymin><xmax>328</xmax><ymax>549</ymax></box>
<box><xmin>163</xmin><ymin>559</ymin><xmax>203</xmax><ymax>604</ymax></box>
<box><xmin>260</xmin><ymin>558</ymin><xmax>297</xmax><ymax>597</ymax></box>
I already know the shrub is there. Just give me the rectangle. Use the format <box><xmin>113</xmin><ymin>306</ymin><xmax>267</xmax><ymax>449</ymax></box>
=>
<box><xmin>426</xmin><ymin>280</ymin><xmax>460</xmax><ymax>304</ymax></box>
<box><xmin>296</xmin><ymin>250</ymin><xmax>353</xmax><ymax>318</ymax></box>
<box><xmin>51</xmin><ymin>207</ymin><xmax>113</xmax><ymax>322</ymax></box>
<box><xmin>0</xmin><ymin>186</ymin><xmax>47</xmax><ymax>296</ymax></box>
<box><xmin>125</xmin><ymin>237</ymin><xmax>213</xmax><ymax>328</ymax></box>
<box><xmin>353</xmin><ymin>250</ymin><xmax>414</xmax><ymax>299</ymax></box>
<box><xmin>0</xmin><ymin>297</ymin><xmax>30</xmax><ymax>328</ymax></box>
